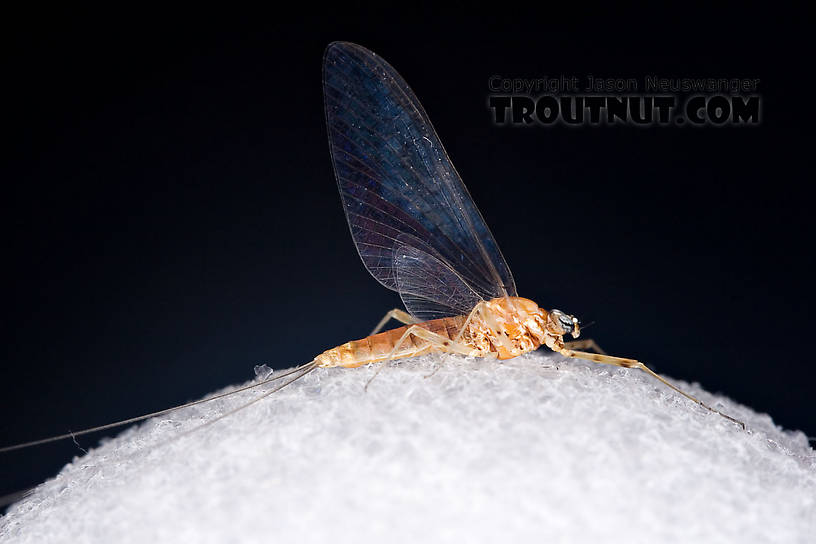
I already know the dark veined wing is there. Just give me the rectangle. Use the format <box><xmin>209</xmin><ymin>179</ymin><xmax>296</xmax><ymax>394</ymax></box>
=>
<box><xmin>323</xmin><ymin>42</ymin><xmax>516</xmax><ymax>320</ymax></box>
<box><xmin>393</xmin><ymin>237</ymin><xmax>484</xmax><ymax>319</ymax></box>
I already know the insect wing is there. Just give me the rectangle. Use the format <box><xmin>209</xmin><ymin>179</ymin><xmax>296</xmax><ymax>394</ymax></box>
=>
<box><xmin>323</xmin><ymin>42</ymin><xmax>517</xmax><ymax>317</ymax></box>
<box><xmin>393</xmin><ymin>238</ymin><xmax>483</xmax><ymax>320</ymax></box>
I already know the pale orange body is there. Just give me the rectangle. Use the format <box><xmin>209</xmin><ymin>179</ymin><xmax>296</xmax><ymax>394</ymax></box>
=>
<box><xmin>315</xmin><ymin>297</ymin><xmax>572</xmax><ymax>368</ymax></box>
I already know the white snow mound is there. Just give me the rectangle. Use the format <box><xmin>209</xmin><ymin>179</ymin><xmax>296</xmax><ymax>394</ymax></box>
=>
<box><xmin>1</xmin><ymin>351</ymin><xmax>814</xmax><ymax>543</ymax></box>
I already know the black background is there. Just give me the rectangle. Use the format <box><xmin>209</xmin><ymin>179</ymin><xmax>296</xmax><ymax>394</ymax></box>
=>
<box><xmin>1</xmin><ymin>9</ymin><xmax>811</xmax><ymax>504</ymax></box>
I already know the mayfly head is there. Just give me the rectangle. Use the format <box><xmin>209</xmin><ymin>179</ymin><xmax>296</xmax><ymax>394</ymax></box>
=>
<box><xmin>548</xmin><ymin>309</ymin><xmax>581</xmax><ymax>339</ymax></box>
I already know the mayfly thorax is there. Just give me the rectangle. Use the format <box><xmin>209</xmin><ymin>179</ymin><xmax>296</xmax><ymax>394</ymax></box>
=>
<box><xmin>0</xmin><ymin>41</ymin><xmax>743</xmax><ymax>457</ymax></box>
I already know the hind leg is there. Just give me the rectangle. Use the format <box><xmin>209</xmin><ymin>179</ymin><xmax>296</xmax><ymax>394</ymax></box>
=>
<box><xmin>423</xmin><ymin>303</ymin><xmax>493</xmax><ymax>378</ymax></box>
<box><xmin>369</xmin><ymin>309</ymin><xmax>418</xmax><ymax>335</ymax></box>
<box><xmin>364</xmin><ymin>325</ymin><xmax>480</xmax><ymax>390</ymax></box>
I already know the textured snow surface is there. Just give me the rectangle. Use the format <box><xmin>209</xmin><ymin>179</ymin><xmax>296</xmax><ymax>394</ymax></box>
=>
<box><xmin>2</xmin><ymin>352</ymin><xmax>814</xmax><ymax>543</ymax></box>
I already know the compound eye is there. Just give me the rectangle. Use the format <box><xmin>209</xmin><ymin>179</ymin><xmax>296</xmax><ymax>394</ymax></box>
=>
<box><xmin>557</xmin><ymin>314</ymin><xmax>574</xmax><ymax>333</ymax></box>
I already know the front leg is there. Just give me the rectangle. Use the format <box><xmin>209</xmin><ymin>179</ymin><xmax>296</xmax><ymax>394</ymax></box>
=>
<box><xmin>563</xmin><ymin>339</ymin><xmax>607</xmax><ymax>355</ymax></box>
<box><xmin>560</xmin><ymin>348</ymin><xmax>745</xmax><ymax>429</ymax></box>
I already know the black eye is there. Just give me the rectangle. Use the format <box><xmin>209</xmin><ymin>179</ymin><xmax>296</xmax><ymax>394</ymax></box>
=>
<box><xmin>558</xmin><ymin>315</ymin><xmax>574</xmax><ymax>332</ymax></box>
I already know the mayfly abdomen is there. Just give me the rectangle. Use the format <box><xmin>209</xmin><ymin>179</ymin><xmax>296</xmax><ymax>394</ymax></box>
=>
<box><xmin>315</xmin><ymin>315</ymin><xmax>468</xmax><ymax>368</ymax></box>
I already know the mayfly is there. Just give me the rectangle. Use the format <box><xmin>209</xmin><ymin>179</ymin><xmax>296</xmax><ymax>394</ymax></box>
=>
<box><xmin>0</xmin><ymin>42</ymin><xmax>743</xmax><ymax>458</ymax></box>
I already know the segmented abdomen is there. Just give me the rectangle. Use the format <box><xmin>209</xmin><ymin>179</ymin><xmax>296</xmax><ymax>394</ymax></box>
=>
<box><xmin>315</xmin><ymin>316</ymin><xmax>468</xmax><ymax>368</ymax></box>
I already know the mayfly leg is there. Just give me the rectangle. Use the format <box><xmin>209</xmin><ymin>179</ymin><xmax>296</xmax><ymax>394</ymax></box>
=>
<box><xmin>563</xmin><ymin>339</ymin><xmax>607</xmax><ymax>355</ymax></box>
<box><xmin>364</xmin><ymin>325</ymin><xmax>476</xmax><ymax>391</ymax></box>
<box><xmin>424</xmin><ymin>303</ymin><xmax>487</xmax><ymax>379</ymax></box>
<box><xmin>369</xmin><ymin>309</ymin><xmax>418</xmax><ymax>335</ymax></box>
<box><xmin>562</xmin><ymin>348</ymin><xmax>746</xmax><ymax>429</ymax></box>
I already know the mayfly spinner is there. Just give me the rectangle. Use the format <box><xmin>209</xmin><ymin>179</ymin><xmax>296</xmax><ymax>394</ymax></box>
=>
<box><xmin>0</xmin><ymin>42</ymin><xmax>743</xmax><ymax>456</ymax></box>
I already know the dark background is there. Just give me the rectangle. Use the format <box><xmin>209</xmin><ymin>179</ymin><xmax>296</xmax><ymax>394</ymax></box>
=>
<box><xmin>1</xmin><ymin>9</ymin><xmax>811</xmax><ymax>505</ymax></box>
